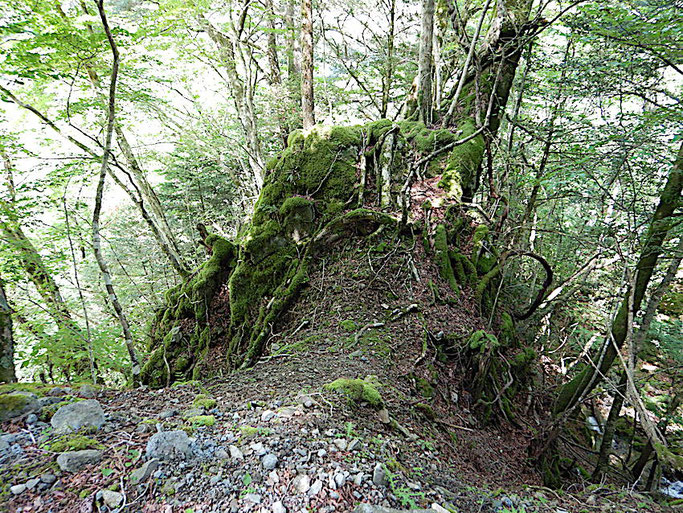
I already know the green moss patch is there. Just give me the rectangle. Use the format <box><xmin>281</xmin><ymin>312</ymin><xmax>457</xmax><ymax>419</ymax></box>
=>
<box><xmin>192</xmin><ymin>394</ymin><xmax>217</xmax><ymax>409</ymax></box>
<box><xmin>187</xmin><ymin>415</ymin><xmax>216</xmax><ymax>427</ymax></box>
<box><xmin>45</xmin><ymin>434</ymin><xmax>104</xmax><ymax>452</ymax></box>
<box><xmin>324</xmin><ymin>378</ymin><xmax>383</xmax><ymax>408</ymax></box>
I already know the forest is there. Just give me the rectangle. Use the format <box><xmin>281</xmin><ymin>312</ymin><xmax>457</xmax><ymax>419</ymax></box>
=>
<box><xmin>0</xmin><ymin>0</ymin><xmax>681</xmax><ymax>511</ymax></box>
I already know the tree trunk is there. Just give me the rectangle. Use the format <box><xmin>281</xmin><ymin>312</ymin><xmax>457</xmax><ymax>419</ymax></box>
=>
<box><xmin>300</xmin><ymin>0</ymin><xmax>315</xmax><ymax>129</ymax></box>
<box><xmin>592</xmin><ymin>371</ymin><xmax>627</xmax><ymax>481</ymax></box>
<box><xmin>417</xmin><ymin>0</ymin><xmax>435</xmax><ymax>124</ymax></box>
<box><xmin>0</xmin><ymin>277</ymin><xmax>17</xmax><ymax>383</ymax></box>
<box><xmin>93</xmin><ymin>0</ymin><xmax>140</xmax><ymax>384</ymax></box>
<box><xmin>554</xmin><ymin>140</ymin><xmax>683</xmax><ymax>415</ymax></box>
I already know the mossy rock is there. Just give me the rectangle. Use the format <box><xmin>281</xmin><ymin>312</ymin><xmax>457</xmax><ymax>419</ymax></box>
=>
<box><xmin>192</xmin><ymin>394</ymin><xmax>217</xmax><ymax>409</ymax></box>
<box><xmin>414</xmin><ymin>376</ymin><xmax>435</xmax><ymax>399</ymax></box>
<box><xmin>0</xmin><ymin>392</ymin><xmax>38</xmax><ymax>422</ymax></box>
<box><xmin>414</xmin><ymin>403</ymin><xmax>436</xmax><ymax>420</ymax></box>
<box><xmin>324</xmin><ymin>377</ymin><xmax>383</xmax><ymax>408</ymax></box>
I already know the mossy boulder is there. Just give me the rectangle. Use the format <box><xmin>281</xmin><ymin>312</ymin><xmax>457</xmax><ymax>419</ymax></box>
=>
<box><xmin>0</xmin><ymin>392</ymin><xmax>39</xmax><ymax>422</ymax></box>
<box><xmin>324</xmin><ymin>377</ymin><xmax>383</xmax><ymax>408</ymax></box>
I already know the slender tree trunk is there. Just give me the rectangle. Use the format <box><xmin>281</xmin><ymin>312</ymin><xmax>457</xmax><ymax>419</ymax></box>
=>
<box><xmin>94</xmin><ymin>0</ymin><xmax>140</xmax><ymax>384</ymax></box>
<box><xmin>554</xmin><ymin>140</ymin><xmax>683</xmax><ymax>414</ymax></box>
<box><xmin>264</xmin><ymin>0</ymin><xmax>289</xmax><ymax>147</ymax></box>
<box><xmin>417</xmin><ymin>0</ymin><xmax>435</xmax><ymax>124</ymax></box>
<box><xmin>0</xmin><ymin>277</ymin><xmax>17</xmax><ymax>383</ymax></box>
<box><xmin>593</xmin><ymin>371</ymin><xmax>627</xmax><ymax>481</ymax></box>
<box><xmin>381</xmin><ymin>0</ymin><xmax>396</xmax><ymax>118</ymax></box>
<box><xmin>301</xmin><ymin>0</ymin><xmax>315</xmax><ymax>129</ymax></box>
<box><xmin>200</xmin><ymin>17</ymin><xmax>266</xmax><ymax>188</ymax></box>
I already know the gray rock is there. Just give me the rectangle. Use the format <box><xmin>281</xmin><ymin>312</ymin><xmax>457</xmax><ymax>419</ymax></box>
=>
<box><xmin>372</xmin><ymin>463</ymin><xmax>386</xmax><ymax>487</ymax></box>
<box><xmin>130</xmin><ymin>459</ymin><xmax>159</xmax><ymax>484</ymax></box>
<box><xmin>261</xmin><ymin>410</ymin><xmax>276</xmax><ymax>422</ymax></box>
<box><xmin>25</xmin><ymin>477</ymin><xmax>40</xmax><ymax>489</ymax></box>
<box><xmin>40</xmin><ymin>474</ymin><xmax>56</xmax><ymax>485</ymax></box>
<box><xmin>292</xmin><ymin>474</ymin><xmax>310</xmax><ymax>493</ymax></box>
<box><xmin>159</xmin><ymin>409</ymin><xmax>177</xmax><ymax>420</ymax></box>
<box><xmin>229</xmin><ymin>445</ymin><xmax>244</xmax><ymax>460</ymax></box>
<box><xmin>272</xmin><ymin>500</ymin><xmax>287</xmax><ymax>513</ymax></box>
<box><xmin>102</xmin><ymin>489</ymin><xmax>123</xmax><ymax>508</ymax></box>
<box><xmin>51</xmin><ymin>400</ymin><xmax>105</xmax><ymax>434</ymax></box>
<box><xmin>26</xmin><ymin>413</ymin><xmax>38</xmax><ymax>425</ymax></box>
<box><xmin>47</xmin><ymin>387</ymin><xmax>66</xmax><ymax>397</ymax></box>
<box><xmin>348</xmin><ymin>439</ymin><xmax>361</xmax><ymax>451</ymax></box>
<box><xmin>0</xmin><ymin>437</ymin><xmax>9</xmax><ymax>453</ymax></box>
<box><xmin>146</xmin><ymin>431</ymin><xmax>192</xmax><ymax>461</ymax></box>
<box><xmin>56</xmin><ymin>450</ymin><xmax>103</xmax><ymax>472</ymax></box>
<box><xmin>308</xmin><ymin>479</ymin><xmax>323</xmax><ymax>496</ymax></box>
<box><xmin>244</xmin><ymin>493</ymin><xmax>262</xmax><ymax>504</ymax></box>
<box><xmin>262</xmin><ymin>453</ymin><xmax>278</xmax><ymax>470</ymax></box>
<box><xmin>215</xmin><ymin>448</ymin><xmax>229</xmax><ymax>459</ymax></box>
<box><xmin>334</xmin><ymin>473</ymin><xmax>346</xmax><ymax>488</ymax></box>
<box><xmin>10</xmin><ymin>484</ymin><xmax>26</xmax><ymax>495</ymax></box>
<box><xmin>0</xmin><ymin>392</ymin><xmax>39</xmax><ymax>422</ymax></box>
<box><xmin>79</xmin><ymin>384</ymin><xmax>97</xmax><ymax>399</ymax></box>
<box><xmin>333</xmin><ymin>438</ymin><xmax>348</xmax><ymax>451</ymax></box>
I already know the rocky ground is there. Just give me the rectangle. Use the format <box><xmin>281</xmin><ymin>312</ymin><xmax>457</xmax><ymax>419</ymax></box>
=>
<box><xmin>0</xmin><ymin>369</ymin><xmax>675</xmax><ymax>513</ymax></box>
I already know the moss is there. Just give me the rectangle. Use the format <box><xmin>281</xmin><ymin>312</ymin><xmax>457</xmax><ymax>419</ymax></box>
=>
<box><xmin>192</xmin><ymin>394</ymin><xmax>217</xmax><ymax>409</ymax></box>
<box><xmin>46</xmin><ymin>434</ymin><xmax>104</xmax><ymax>452</ymax></box>
<box><xmin>0</xmin><ymin>393</ymin><xmax>34</xmax><ymax>421</ymax></box>
<box><xmin>414</xmin><ymin>377</ymin><xmax>435</xmax><ymax>399</ymax></box>
<box><xmin>0</xmin><ymin>383</ymin><xmax>51</xmax><ymax>396</ymax></box>
<box><xmin>499</xmin><ymin>312</ymin><xmax>516</xmax><ymax>347</ymax></box>
<box><xmin>324</xmin><ymin>378</ymin><xmax>383</xmax><ymax>408</ymax></box>
<box><xmin>39</xmin><ymin>399</ymin><xmax>72</xmax><ymax>422</ymax></box>
<box><xmin>414</xmin><ymin>403</ymin><xmax>436</xmax><ymax>420</ymax></box>
<box><xmin>468</xmin><ymin>330</ymin><xmax>500</xmax><ymax>353</ymax></box>
<box><xmin>434</xmin><ymin>224</ymin><xmax>458</xmax><ymax>293</ymax></box>
<box><xmin>339</xmin><ymin>320</ymin><xmax>358</xmax><ymax>332</ymax></box>
<box><xmin>187</xmin><ymin>415</ymin><xmax>216</xmax><ymax>427</ymax></box>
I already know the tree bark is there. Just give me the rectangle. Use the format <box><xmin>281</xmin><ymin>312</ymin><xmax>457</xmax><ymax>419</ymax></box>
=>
<box><xmin>0</xmin><ymin>276</ymin><xmax>17</xmax><ymax>383</ymax></box>
<box><xmin>554</xmin><ymin>140</ymin><xmax>683</xmax><ymax>415</ymax></box>
<box><xmin>301</xmin><ymin>0</ymin><xmax>316</xmax><ymax>129</ymax></box>
<box><xmin>592</xmin><ymin>371</ymin><xmax>627</xmax><ymax>481</ymax></box>
<box><xmin>417</xmin><ymin>0</ymin><xmax>435</xmax><ymax>124</ymax></box>
<box><xmin>93</xmin><ymin>0</ymin><xmax>140</xmax><ymax>384</ymax></box>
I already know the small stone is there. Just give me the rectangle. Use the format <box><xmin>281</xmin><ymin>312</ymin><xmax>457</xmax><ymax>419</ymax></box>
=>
<box><xmin>317</xmin><ymin>449</ymin><xmax>327</xmax><ymax>458</ymax></box>
<box><xmin>47</xmin><ymin>387</ymin><xmax>66</xmax><ymax>397</ymax></box>
<box><xmin>348</xmin><ymin>439</ymin><xmax>361</xmax><ymax>451</ymax></box>
<box><xmin>79</xmin><ymin>384</ymin><xmax>97</xmax><ymax>399</ymax></box>
<box><xmin>51</xmin><ymin>400</ymin><xmax>105</xmax><ymax>434</ymax></box>
<box><xmin>262</xmin><ymin>453</ymin><xmax>278</xmax><ymax>470</ymax></box>
<box><xmin>372</xmin><ymin>463</ymin><xmax>386</xmax><ymax>487</ymax></box>
<box><xmin>308</xmin><ymin>479</ymin><xmax>323</xmax><ymax>496</ymax></box>
<box><xmin>353</xmin><ymin>473</ymin><xmax>364</xmax><ymax>486</ymax></box>
<box><xmin>333</xmin><ymin>439</ymin><xmax>347</xmax><ymax>451</ymax></box>
<box><xmin>292</xmin><ymin>474</ymin><xmax>310</xmax><ymax>494</ymax></box>
<box><xmin>56</xmin><ymin>450</ymin><xmax>102</xmax><ymax>472</ymax></box>
<box><xmin>272</xmin><ymin>500</ymin><xmax>286</xmax><ymax>513</ymax></box>
<box><xmin>130</xmin><ymin>459</ymin><xmax>159</xmax><ymax>484</ymax></box>
<box><xmin>26</xmin><ymin>413</ymin><xmax>38</xmax><ymax>425</ymax></box>
<box><xmin>25</xmin><ymin>477</ymin><xmax>40</xmax><ymax>489</ymax></box>
<box><xmin>377</xmin><ymin>408</ymin><xmax>390</xmax><ymax>424</ymax></box>
<box><xmin>40</xmin><ymin>474</ymin><xmax>56</xmax><ymax>485</ymax></box>
<box><xmin>101</xmin><ymin>490</ymin><xmax>123</xmax><ymax>508</ymax></box>
<box><xmin>229</xmin><ymin>445</ymin><xmax>244</xmax><ymax>460</ymax></box>
<box><xmin>268</xmin><ymin>470</ymin><xmax>280</xmax><ymax>484</ymax></box>
<box><xmin>261</xmin><ymin>410</ymin><xmax>276</xmax><ymax>422</ymax></box>
<box><xmin>251</xmin><ymin>442</ymin><xmax>267</xmax><ymax>455</ymax></box>
<box><xmin>146</xmin><ymin>431</ymin><xmax>192</xmax><ymax>461</ymax></box>
<box><xmin>334</xmin><ymin>473</ymin><xmax>345</xmax><ymax>488</ymax></box>
<box><xmin>159</xmin><ymin>409</ymin><xmax>177</xmax><ymax>420</ymax></box>
<box><xmin>10</xmin><ymin>484</ymin><xmax>26</xmax><ymax>495</ymax></box>
<box><xmin>244</xmin><ymin>493</ymin><xmax>262</xmax><ymax>504</ymax></box>
<box><xmin>215</xmin><ymin>448</ymin><xmax>229</xmax><ymax>460</ymax></box>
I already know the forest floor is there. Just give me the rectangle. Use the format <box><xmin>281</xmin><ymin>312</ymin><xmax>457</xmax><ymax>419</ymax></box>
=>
<box><xmin>1</xmin><ymin>234</ymin><xmax>678</xmax><ymax>513</ymax></box>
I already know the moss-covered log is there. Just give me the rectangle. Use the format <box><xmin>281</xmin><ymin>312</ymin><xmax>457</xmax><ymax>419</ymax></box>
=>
<box><xmin>140</xmin><ymin>121</ymin><xmax>512</xmax><ymax>386</ymax></box>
